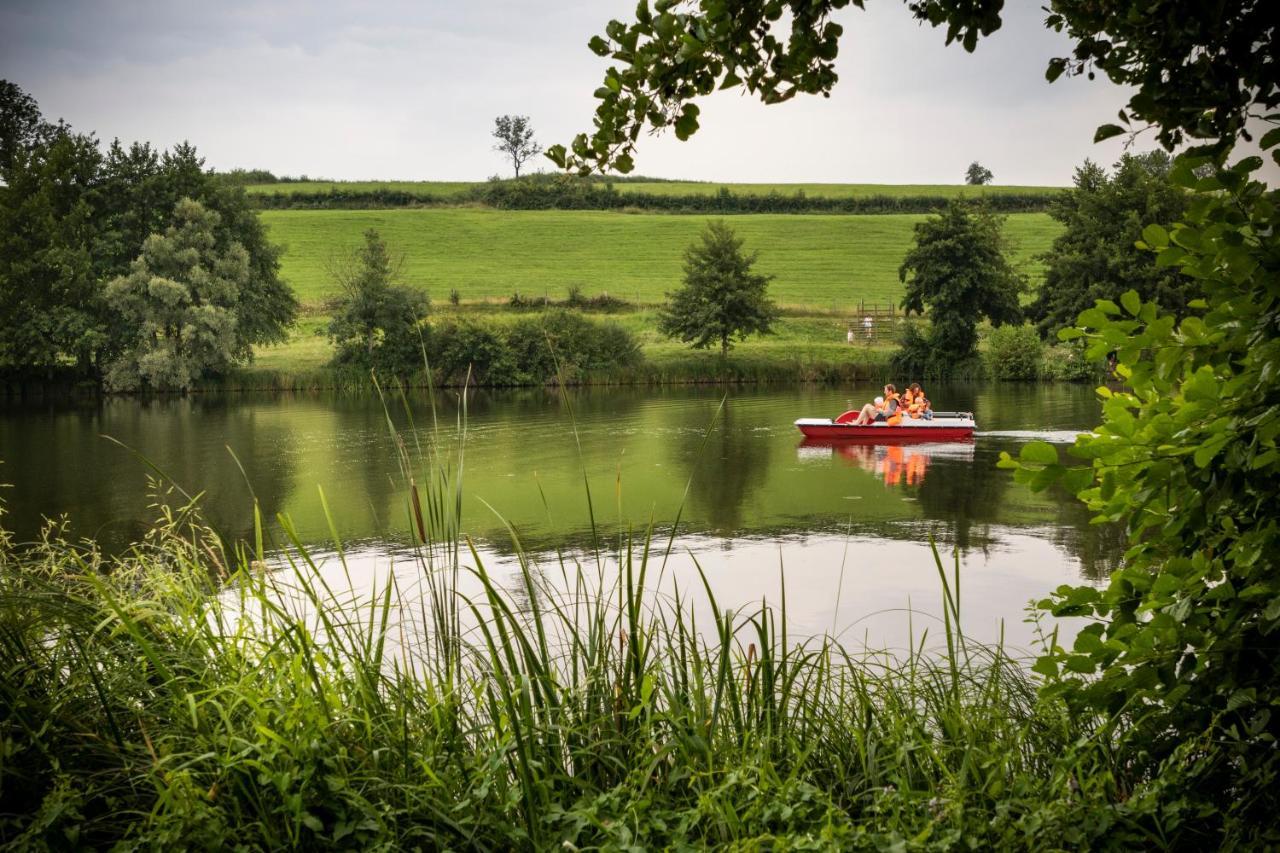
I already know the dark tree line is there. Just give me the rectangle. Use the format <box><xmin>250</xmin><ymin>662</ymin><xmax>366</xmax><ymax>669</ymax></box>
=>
<box><xmin>248</xmin><ymin>178</ymin><xmax>1058</xmax><ymax>215</ymax></box>
<box><xmin>0</xmin><ymin>81</ymin><xmax>296</xmax><ymax>389</ymax></box>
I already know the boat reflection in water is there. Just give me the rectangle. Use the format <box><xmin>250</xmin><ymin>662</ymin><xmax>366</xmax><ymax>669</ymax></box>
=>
<box><xmin>796</xmin><ymin>438</ymin><xmax>976</xmax><ymax>488</ymax></box>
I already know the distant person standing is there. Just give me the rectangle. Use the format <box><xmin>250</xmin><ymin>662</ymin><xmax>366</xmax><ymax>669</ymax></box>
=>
<box><xmin>863</xmin><ymin>315</ymin><xmax>873</xmax><ymax>343</ymax></box>
<box><xmin>847</xmin><ymin>327</ymin><xmax>855</xmax><ymax>345</ymax></box>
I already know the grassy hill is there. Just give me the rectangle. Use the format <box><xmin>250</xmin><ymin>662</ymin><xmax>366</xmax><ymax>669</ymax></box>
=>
<box><xmin>261</xmin><ymin>209</ymin><xmax>1060</xmax><ymax>310</ymax></box>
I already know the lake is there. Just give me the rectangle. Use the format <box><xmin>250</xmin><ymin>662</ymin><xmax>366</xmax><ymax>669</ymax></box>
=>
<box><xmin>0</xmin><ymin>383</ymin><xmax>1117</xmax><ymax>651</ymax></box>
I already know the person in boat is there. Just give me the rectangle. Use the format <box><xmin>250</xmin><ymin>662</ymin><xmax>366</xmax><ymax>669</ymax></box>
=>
<box><xmin>851</xmin><ymin>383</ymin><xmax>901</xmax><ymax>425</ymax></box>
<box><xmin>904</xmin><ymin>383</ymin><xmax>932</xmax><ymax>420</ymax></box>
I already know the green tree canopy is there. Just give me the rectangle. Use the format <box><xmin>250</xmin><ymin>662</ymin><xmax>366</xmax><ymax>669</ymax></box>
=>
<box><xmin>657</xmin><ymin>220</ymin><xmax>777</xmax><ymax>355</ymax></box>
<box><xmin>0</xmin><ymin>125</ymin><xmax>105</xmax><ymax>373</ymax></box>
<box><xmin>103</xmin><ymin>198</ymin><xmax>251</xmax><ymax>391</ymax></box>
<box><xmin>1029</xmin><ymin>151</ymin><xmax>1189</xmax><ymax>337</ymax></box>
<box><xmin>964</xmin><ymin>161</ymin><xmax>992</xmax><ymax>185</ymax></box>
<box><xmin>897</xmin><ymin>199</ymin><xmax>1023</xmax><ymax>362</ymax></box>
<box><xmin>0</xmin><ymin>81</ymin><xmax>296</xmax><ymax>384</ymax></box>
<box><xmin>327</xmin><ymin>229</ymin><xmax>430</xmax><ymax>378</ymax></box>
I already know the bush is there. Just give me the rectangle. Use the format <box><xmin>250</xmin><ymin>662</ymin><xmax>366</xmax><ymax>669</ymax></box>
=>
<box><xmin>984</xmin><ymin>323</ymin><xmax>1044</xmax><ymax>380</ymax></box>
<box><xmin>508</xmin><ymin>291</ymin><xmax>551</xmax><ymax>310</ymax></box>
<box><xmin>428</xmin><ymin>321</ymin><xmax>520</xmax><ymax>386</ymax></box>
<box><xmin>429</xmin><ymin>311</ymin><xmax>642</xmax><ymax>386</ymax></box>
<box><xmin>890</xmin><ymin>322</ymin><xmax>982</xmax><ymax>379</ymax></box>
<box><xmin>1041</xmin><ymin>341</ymin><xmax>1104</xmax><ymax>382</ymax></box>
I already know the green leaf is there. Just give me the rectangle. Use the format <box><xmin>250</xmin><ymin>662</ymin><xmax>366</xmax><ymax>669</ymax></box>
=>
<box><xmin>1061</xmin><ymin>466</ymin><xmax>1095</xmax><ymax>494</ymax></box>
<box><xmin>1094</xmin><ymin>123</ymin><xmax>1126</xmax><ymax>142</ymax></box>
<box><xmin>1019</xmin><ymin>441</ymin><xmax>1059</xmax><ymax>465</ymax></box>
<box><xmin>1120</xmin><ymin>290</ymin><xmax>1141</xmax><ymax>316</ymax></box>
<box><xmin>674</xmin><ymin>104</ymin><xmax>700</xmax><ymax>140</ymax></box>
<box><xmin>1140</xmin><ymin>223</ymin><xmax>1168</xmax><ymax>248</ymax></box>
<box><xmin>1057</xmin><ymin>327</ymin><xmax>1083</xmax><ymax>341</ymax></box>
<box><xmin>544</xmin><ymin>145</ymin><xmax>568</xmax><ymax>169</ymax></box>
<box><xmin>588</xmin><ymin>35</ymin><xmax>611</xmax><ymax>56</ymax></box>
<box><xmin>1261</xmin><ymin>127</ymin><xmax>1280</xmax><ymax>151</ymax></box>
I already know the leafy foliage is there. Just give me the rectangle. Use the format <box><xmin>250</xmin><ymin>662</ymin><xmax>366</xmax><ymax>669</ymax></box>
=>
<box><xmin>1030</xmin><ymin>152</ymin><xmax>1190</xmax><ymax>337</ymax></box>
<box><xmin>429</xmin><ymin>310</ymin><xmax>641</xmax><ymax>385</ymax></box>
<box><xmin>965</xmin><ymin>161</ymin><xmax>993</xmax><ymax>185</ymax></box>
<box><xmin>0</xmin><ymin>79</ymin><xmax>54</xmax><ymax>174</ymax></box>
<box><xmin>983</xmin><ymin>323</ymin><xmax>1043</xmax><ymax>380</ymax></box>
<box><xmin>0</xmin><ymin>82</ymin><xmax>296</xmax><ymax>383</ymax></box>
<box><xmin>1003</xmin><ymin>149</ymin><xmax>1280</xmax><ymax>844</ymax></box>
<box><xmin>103</xmin><ymin>199</ymin><xmax>252</xmax><ymax>391</ymax></box>
<box><xmin>555</xmin><ymin>0</ymin><xmax>1276</xmax><ymax>173</ymax></box>
<box><xmin>0</xmin><ymin>126</ymin><xmax>105</xmax><ymax>373</ymax></box>
<box><xmin>326</xmin><ymin>229</ymin><xmax>429</xmax><ymax>379</ymax></box>
<box><xmin>897</xmin><ymin>199</ymin><xmax>1023</xmax><ymax>365</ymax></box>
<box><xmin>492</xmin><ymin>114</ymin><xmax>541</xmax><ymax>179</ymax></box>
<box><xmin>658</xmin><ymin>220</ymin><xmax>777</xmax><ymax>355</ymax></box>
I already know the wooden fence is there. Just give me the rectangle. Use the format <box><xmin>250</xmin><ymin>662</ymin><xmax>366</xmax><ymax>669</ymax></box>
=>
<box><xmin>844</xmin><ymin>301</ymin><xmax>922</xmax><ymax>346</ymax></box>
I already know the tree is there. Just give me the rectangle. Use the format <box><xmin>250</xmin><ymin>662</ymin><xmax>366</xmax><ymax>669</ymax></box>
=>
<box><xmin>0</xmin><ymin>125</ymin><xmax>105</xmax><ymax>374</ymax></box>
<box><xmin>1006</xmin><ymin>152</ymin><xmax>1280</xmax><ymax>843</ymax></box>
<box><xmin>1029</xmin><ymin>151</ymin><xmax>1188</xmax><ymax>336</ymax></box>
<box><xmin>964</xmin><ymin>161</ymin><xmax>993</xmax><ymax>185</ymax></box>
<box><xmin>492</xmin><ymin>115</ymin><xmax>541</xmax><ymax>178</ymax></box>
<box><xmin>0</xmin><ymin>82</ymin><xmax>295</xmax><ymax>383</ymax></box>
<box><xmin>658</xmin><ymin>220</ymin><xmax>777</xmax><ymax>356</ymax></box>
<box><xmin>897</xmin><ymin>199</ymin><xmax>1023</xmax><ymax>363</ymax></box>
<box><xmin>103</xmin><ymin>198</ymin><xmax>250</xmax><ymax>391</ymax></box>
<box><xmin>0</xmin><ymin>79</ymin><xmax>54</xmax><ymax>177</ymax></box>
<box><xmin>327</xmin><ymin>229</ymin><xmax>429</xmax><ymax>378</ymax></box>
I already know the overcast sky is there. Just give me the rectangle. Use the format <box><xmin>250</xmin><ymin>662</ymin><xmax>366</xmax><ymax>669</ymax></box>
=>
<box><xmin>1</xmin><ymin>0</ymin><xmax>1250</xmax><ymax>186</ymax></box>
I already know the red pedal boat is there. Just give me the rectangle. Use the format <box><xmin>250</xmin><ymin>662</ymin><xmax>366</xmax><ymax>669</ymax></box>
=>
<box><xmin>794</xmin><ymin>410</ymin><xmax>976</xmax><ymax>442</ymax></box>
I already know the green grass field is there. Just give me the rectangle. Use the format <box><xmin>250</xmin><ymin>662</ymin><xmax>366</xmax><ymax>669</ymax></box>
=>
<box><xmin>261</xmin><ymin>209</ymin><xmax>1060</xmax><ymax>309</ymax></box>
<box><xmin>246</xmin><ymin>179</ymin><xmax>1062</xmax><ymax>200</ymax></box>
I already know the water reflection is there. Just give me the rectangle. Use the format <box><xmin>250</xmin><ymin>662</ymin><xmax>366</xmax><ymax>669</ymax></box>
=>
<box><xmin>673</xmin><ymin>400</ymin><xmax>773</xmax><ymax>534</ymax></box>
<box><xmin>797</xmin><ymin>439</ymin><xmax>974</xmax><ymax>489</ymax></box>
<box><xmin>0</xmin><ymin>384</ymin><xmax>1119</xmax><ymax>594</ymax></box>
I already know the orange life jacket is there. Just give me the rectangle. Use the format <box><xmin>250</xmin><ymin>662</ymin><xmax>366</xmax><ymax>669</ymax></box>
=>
<box><xmin>907</xmin><ymin>390</ymin><xmax>929</xmax><ymax>419</ymax></box>
<box><xmin>883</xmin><ymin>392</ymin><xmax>903</xmax><ymax>425</ymax></box>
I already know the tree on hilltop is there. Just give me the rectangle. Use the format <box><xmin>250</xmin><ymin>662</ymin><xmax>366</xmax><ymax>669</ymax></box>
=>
<box><xmin>492</xmin><ymin>115</ymin><xmax>541</xmax><ymax>178</ymax></box>
<box><xmin>965</xmin><ymin>161</ymin><xmax>993</xmax><ymax>185</ymax></box>
<box><xmin>658</xmin><ymin>220</ymin><xmax>777</xmax><ymax>356</ymax></box>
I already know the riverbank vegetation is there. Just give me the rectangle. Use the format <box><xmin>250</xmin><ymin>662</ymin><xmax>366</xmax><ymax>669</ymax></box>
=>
<box><xmin>0</xmin><ymin>481</ymin><xmax>1133</xmax><ymax>849</ymax></box>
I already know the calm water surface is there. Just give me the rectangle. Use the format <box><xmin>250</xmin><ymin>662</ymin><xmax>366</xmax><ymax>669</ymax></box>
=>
<box><xmin>1</xmin><ymin>383</ymin><xmax>1118</xmax><ymax>650</ymax></box>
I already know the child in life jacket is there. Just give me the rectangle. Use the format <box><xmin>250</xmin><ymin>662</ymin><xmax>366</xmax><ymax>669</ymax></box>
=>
<box><xmin>903</xmin><ymin>383</ymin><xmax>932</xmax><ymax>420</ymax></box>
